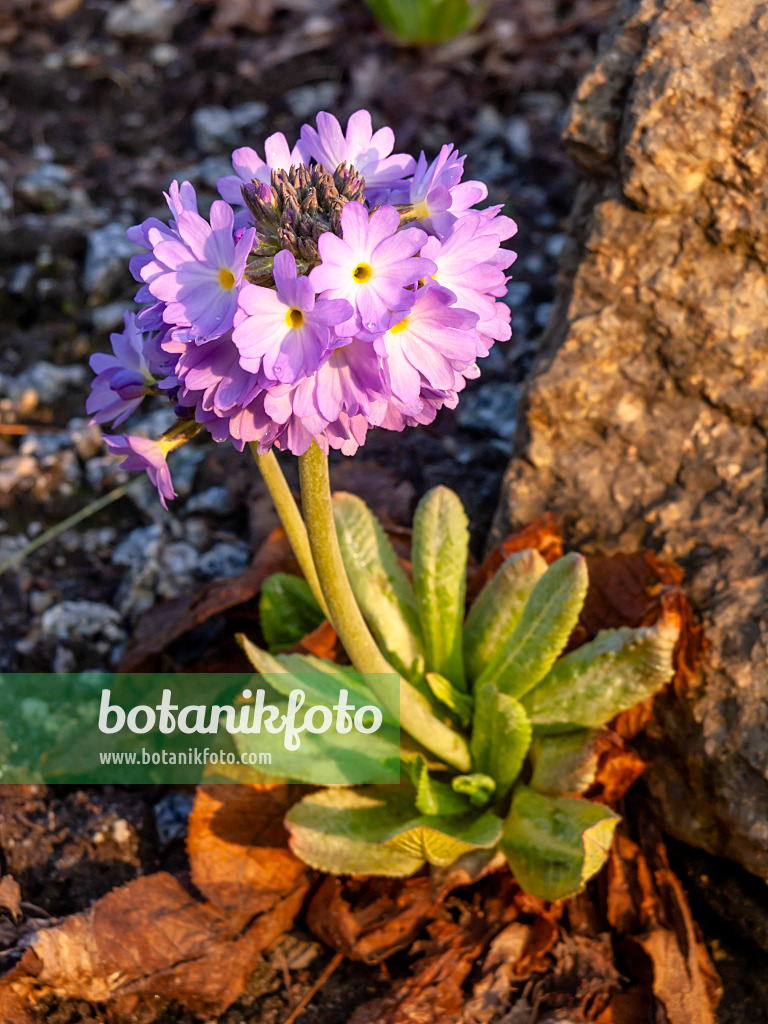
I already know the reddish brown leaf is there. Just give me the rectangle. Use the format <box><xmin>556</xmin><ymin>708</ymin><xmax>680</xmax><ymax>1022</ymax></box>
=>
<box><xmin>295</xmin><ymin>618</ymin><xmax>341</xmax><ymax>661</ymax></box>
<box><xmin>0</xmin><ymin>871</ymin><xmax>307</xmax><ymax>1018</ymax></box>
<box><xmin>587</xmin><ymin>734</ymin><xmax>647</xmax><ymax>805</ymax></box>
<box><xmin>0</xmin><ymin>878</ymin><xmax>21</xmax><ymax>922</ymax></box>
<box><xmin>187</xmin><ymin>784</ymin><xmax>309</xmax><ymax>918</ymax></box>
<box><xmin>468</xmin><ymin>513</ymin><xmax>563</xmax><ymax>601</ymax></box>
<box><xmin>306</xmin><ymin>874</ymin><xmax>439</xmax><ymax>964</ymax></box>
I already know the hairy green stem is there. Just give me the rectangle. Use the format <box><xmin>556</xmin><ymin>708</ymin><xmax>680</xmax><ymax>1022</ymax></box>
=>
<box><xmin>298</xmin><ymin>441</ymin><xmax>470</xmax><ymax>772</ymax></box>
<box><xmin>250</xmin><ymin>445</ymin><xmax>329</xmax><ymax>620</ymax></box>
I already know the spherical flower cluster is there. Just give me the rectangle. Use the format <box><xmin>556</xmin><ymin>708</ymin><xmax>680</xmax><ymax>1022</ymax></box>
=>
<box><xmin>90</xmin><ymin>109</ymin><xmax>516</xmax><ymax>502</ymax></box>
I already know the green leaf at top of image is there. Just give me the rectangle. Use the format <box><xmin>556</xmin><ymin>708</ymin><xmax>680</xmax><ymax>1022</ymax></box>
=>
<box><xmin>412</xmin><ymin>486</ymin><xmax>469</xmax><ymax>691</ymax></box>
<box><xmin>500</xmin><ymin>784</ymin><xmax>620</xmax><ymax>901</ymax></box>
<box><xmin>463</xmin><ymin>548</ymin><xmax>548</xmax><ymax>683</ymax></box>
<box><xmin>285</xmin><ymin>786</ymin><xmax>426</xmax><ymax>877</ymax></box>
<box><xmin>475</xmin><ymin>553</ymin><xmax>589</xmax><ymax>700</ymax></box>
<box><xmin>365</xmin><ymin>0</ymin><xmax>489</xmax><ymax>45</ymax></box>
<box><xmin>521</xmin><ymin>611</ymin><xmax>680</xmax><ymax>732</ymax></box>
<box><xmin>333</xmin><ymin>492</ymin><xmax>425</xmax><ymax>683</ymax></box>
<box><xmin>470</xmin><ymin>683</ymin><xmax>531</xmax><ymax>801</ymax></box>
<box><xmin>259</xmin><ymin>573</ymin><xmax>325</xmax><ymax>652</ymax></box>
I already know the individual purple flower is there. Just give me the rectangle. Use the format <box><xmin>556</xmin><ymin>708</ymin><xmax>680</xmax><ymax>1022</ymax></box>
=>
<box><xmin>217</xmin><ymin>134</ymin><xmax>309</xmax><ymax>228</ymax></box>
<box><xmin>233</xmin><ymin>250</ymin><xmax>353</xmax><ymax>383</ymax></box>
<box><xmin>166</xmin><ymin>331</ymin><xmax>261</xmax><ymax>414</ymax></box>
<box><xmin>144</xmin><ymin>200</ymin><xmax>256</xmax><ymax>341</ymax></box>
<box><xmin>128</xmin><ymin>181</ymin><xmax>199</xmax><ymax>303</ymax></box>
<box><xmin>402</xmin><ymin>145</ymin><xmax>488</xmax><ymax>237</ymax></box>
<box><xmin>375</xmin><ymin>286</ymin><xmax>479</xmax><ymax>405</ymax></box>
<box><xmin>87</xmin><ymin>313</ymin><xmax>154</xmax><ymax>426</ymax></box>
<box><xmin>300</xmin><ymin>110</ymin><xmax>415</xmax><ymax>201</ymax></box>
<box><xmin>420</xmin><ymin>213</ymin><xmax>514</xmax><ymax>354</ymax></box>
<box><xmin>103</xmin><ymin>434</ymin><xmax>177</xmax><ymax>509</ymax></box>
<box><xmin>309</xmin><ymin>202</ymin><xmax>435</xmax><ymax>333</ymax></box>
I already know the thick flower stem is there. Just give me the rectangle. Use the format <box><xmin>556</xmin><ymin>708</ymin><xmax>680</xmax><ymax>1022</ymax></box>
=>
<box><xmin>250</xmin><ymin>444</ymin><xmax>330</xmax><ymax>621</ymax></box>
<box><xmin>298</xmin><ymin>441</ymin><xmax>471</xmax><ymax>772</ymax></box>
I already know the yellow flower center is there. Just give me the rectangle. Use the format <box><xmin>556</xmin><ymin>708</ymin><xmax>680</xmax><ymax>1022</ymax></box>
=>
<box><xmin>218</xmin><ymin>268</ymin><xmax>236</xmax><ymax>290</ymax></box>
<box><xmin>352</xmin><ymin>263</ymin><xmax>374</xmax><ymax>283</ymax></box>
<box><xmin>286</xmin><ymin>307</ymin><xmax>305</xmax><ymax>328</ymax></box>
<box><xmin>389</xmin><ymin>316</ymin><xmax>409</xmax><ymax>334</ymax></box>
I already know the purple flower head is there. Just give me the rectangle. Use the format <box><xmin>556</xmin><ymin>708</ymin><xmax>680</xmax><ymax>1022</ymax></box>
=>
<box><xmin>87</xmin><ymin>313</ymin><xmax>154</xmax><ymax>426</ymax></box>
<box><xmin>232</xmin><ymin>250</ymin><xmax>352</xmax><ymax>383</ymax></box>
<box><xmin>103</xmin><ymin>433</ymin><xmax>177</xmax><ymax>509</ymax></box>
<box><xmin>144</xmin><ymin>200</ymin><xmax>256</xmax><ymax>342</ymax></box>
<box><xmin>404</xmin><ymin>145</ymin><xmax>488</xmax><ymax>238</ymax></box>
<box><xmin>217</xmin><ymin>134</ymin><xmax>309</xmax><ymax>228</ymax></box>
<box><xmin>375</xmin><ymin>286</ymin><xmax>479</xmax><ymax>405</ymax></box>
<box><xmin>309</xmin><ymin>202</ymin><xmax>435</xmax><ymax>334</ymax></box>
<box><xmin>300</xmin><ymin>110</ymin><xmax>416</xmax><ymax>201</ymax></box>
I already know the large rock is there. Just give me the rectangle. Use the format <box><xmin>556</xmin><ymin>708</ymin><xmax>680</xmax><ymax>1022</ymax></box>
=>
<box><xmin>494</xmin><ymin>0</ymin><xmax>768</xmax><ymax>878</ymax></box>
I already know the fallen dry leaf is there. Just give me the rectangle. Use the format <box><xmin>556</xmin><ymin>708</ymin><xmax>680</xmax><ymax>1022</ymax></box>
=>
<box><xmin>0</xmin><ymin>870</ymin><xmax>308</xmax><ymax>1019</ymax></box>
<box><xmin>306</xmin><ymin>874</ymin><xmax>439</xmax><ymax>964</ymax></box>
<box><xmin>461</xmin><ymin>921</ymin><xmax>532</xmax><ymax>1023</ymax></box>
<box><xmin>0</xmin><ymin>878</ymin><xmax>21</xmax><ymax>923</ymax></box>
<box><xmin>187</xmin><ymin>784</ymin><xmax>308</xmax><ymax>917</ymax></box>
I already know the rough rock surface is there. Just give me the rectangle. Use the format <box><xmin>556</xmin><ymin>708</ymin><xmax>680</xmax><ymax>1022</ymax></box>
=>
<box><xmin>494</xmin><ymin>0</ymin><xmax>768</xmax><ymax>879</ymax></box>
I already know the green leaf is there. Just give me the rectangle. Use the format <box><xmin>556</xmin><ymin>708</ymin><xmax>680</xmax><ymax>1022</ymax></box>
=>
<box><xmin>451</xmin><ymin>773</ymin><xmax>496</xmax><ymax>808</ymax></box>
<box><xmin>285</xmin><ymin>787</ymin><xmax>425</xmax><ymax>876</ymax></box>
<box><xmin>235</xmin><ymin>637</ymin><xmax>401</xmax><ymax>784</ymax></box>
<box><xmin>414</xmin><ymin>763</ymin><xmax>473</xmax><ymax>816</ymax></box>
<box><xmin>365</xmin><ymin>0</ymin><xmax>487</xmax><ymax>44</ymax></box>
<box><xmin>333</xmin><ymin>492</ymin><xmax>425</xmax><ymax>682</ymax></box>
<box><xmin>384</xmin><ymin>808</ymin><xmax>503</xmax><ymax>867</ymax></box>
<box><xmin>529</xmin><ymin>730</ymin><xmax>601</xmax><ymax>796</ymax></box>
<box><xmin>520</xmin><ymin>611</ymin><xmax>680</xmax><ymax>730</ymax></box>
<box><xmin>259</xmin><ymin>573</ymin><xmax>325</xmax><ymax>652</ymax></box>
<box><xmin>425</xmin><ymin>671</ymin><xmax>473</xmax><ymax>728</ymax></box>
<box><xmin>470</xmin><ymin>684</ymin><xmax>531</xmax><ymax>800</ymax></box>
<box><xmin>500</xmin><ymin>785</ymin><xmax>619</xmax><ymax>901</ymax></box>
<box><xmin>463</xmin><ymin>549</ymin><xmax>548</xmax><ymax>683</ymax></box>
<box><xmin>412</xmin><ymin>486</ymin><xmax>469</xmax><ymax>691</ymax></box>
<box><xmin>475</xmin><ymin>553</ymin><xmax>589</xmax><ymax>700</ymax></box>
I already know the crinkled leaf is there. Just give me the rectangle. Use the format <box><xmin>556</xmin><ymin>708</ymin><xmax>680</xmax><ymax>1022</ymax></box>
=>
<box><xmin>259</xmin><ymin>573</ymin><xmax>325</xmax><ymax>652</ymax></box>
<box><xmin>412</xmin><ymin>486</ymin><xmax>469</xmax><ymax>691</ymax></box>
<box><xmin>470</xmin><ymin>684</ymin><xmax>531</xmax><ymax>801</ymax></box>
<box><xmin>521</xmin><ymin>610</ymin><xmax>680</xmax><ymax>730</ymax></box>
<box><xmin>414</xmin><ymin>762</ymin><xmax>472</xmax><ymax>816</ymax></box>
<box><xmin>384</xmin><ymin>809</ymin><xmax>503</xmax><ymax>867</ymax></box>
<box><xmin>425</xmin><ymin>671</ymin><xmax>473</xmax><ymax>728</ymax></box>
<box><xmin>529</xmin><ymin>730</ymin><xmax>601</xmax><ymax>796</ymax></box>
<box><xmin>500</xmin><ymin>784</ymin><xmax>619</xmax><ymax>901</ymax></box>
<box><xmin>333</xmin><ymin>492</ymin><xmax>425</xmax><ymax>682</ymax></box>
<box><xmin>234</xmin><ymin>637</ymin><xmax>400</xmax><ymax>784</ymax></box>
<box><xmin>463</xmin><ymin>549</ymin><xmax>548</xmax><ymax>683</ymax></box>
<box><xmin>476</xmin><ymin>552</ymin><xmax>589</xmax><ymax>699</ymax></box>
<box><xmin>285</xmin><ymin>787</ymin><xmax>425</xmax><ymax>877</ymax></box>
<box><xmin>451</xmin><ymin>773</ymin><xmax>496</xmax><ymax>808</ymax></box>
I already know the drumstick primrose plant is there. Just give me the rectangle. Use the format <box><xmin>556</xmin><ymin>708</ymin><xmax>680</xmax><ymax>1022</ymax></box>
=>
<box><xmin>87</xmin><ymin>109</ymin><xmax>680</xmax><ymax>900</ymax></box>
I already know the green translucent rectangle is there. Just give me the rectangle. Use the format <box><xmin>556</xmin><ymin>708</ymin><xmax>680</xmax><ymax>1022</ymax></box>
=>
<box><xmin>0</xmin><ymin>672</ymin><xmax>401</xmax><ymax>784</ymax></box>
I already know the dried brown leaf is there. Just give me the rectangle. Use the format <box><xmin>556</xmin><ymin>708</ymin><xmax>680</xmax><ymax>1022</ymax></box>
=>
<box><xmin>187</xmin><ymin>784</ymin><xmax>309</xmax><ymax>918</ymax></box>
<box><xmin>461</xmin><ymin>922</ymin><xmax>532</xmax><ymax>1023</ymax></box>
<box><xmin>0</xmin><ymin>878</ymin><xmax>21</xmax><ymax>922</ymax></box>
<box><xmin>306</xmin><ymin>874</ymin><xmax>438</xmax><ymax>964</ymax></box>
<box><xmin>0</xmin><ymin>871</ymin><xmax>307</xmax><ymax>1017</ymax></box>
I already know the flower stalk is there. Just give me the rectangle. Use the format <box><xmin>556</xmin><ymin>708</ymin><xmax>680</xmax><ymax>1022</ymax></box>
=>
<box><xmin>297</xmin><ymin>441</ymin><xmax>471</xmax><ymax>772</ymax></box>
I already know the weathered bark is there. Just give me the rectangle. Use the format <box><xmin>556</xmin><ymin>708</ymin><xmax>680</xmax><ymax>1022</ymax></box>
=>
<box><xmin>494</xmin><ymin>0</ymin><xmax>768</xmax><ymax>878</ymax></box>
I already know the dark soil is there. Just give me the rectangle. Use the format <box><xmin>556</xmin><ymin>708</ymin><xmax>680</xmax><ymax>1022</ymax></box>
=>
<box><xmin>1</xmin><ymin>1</ymin><xmax>766</xmax><ymax>1021</ymax></box>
